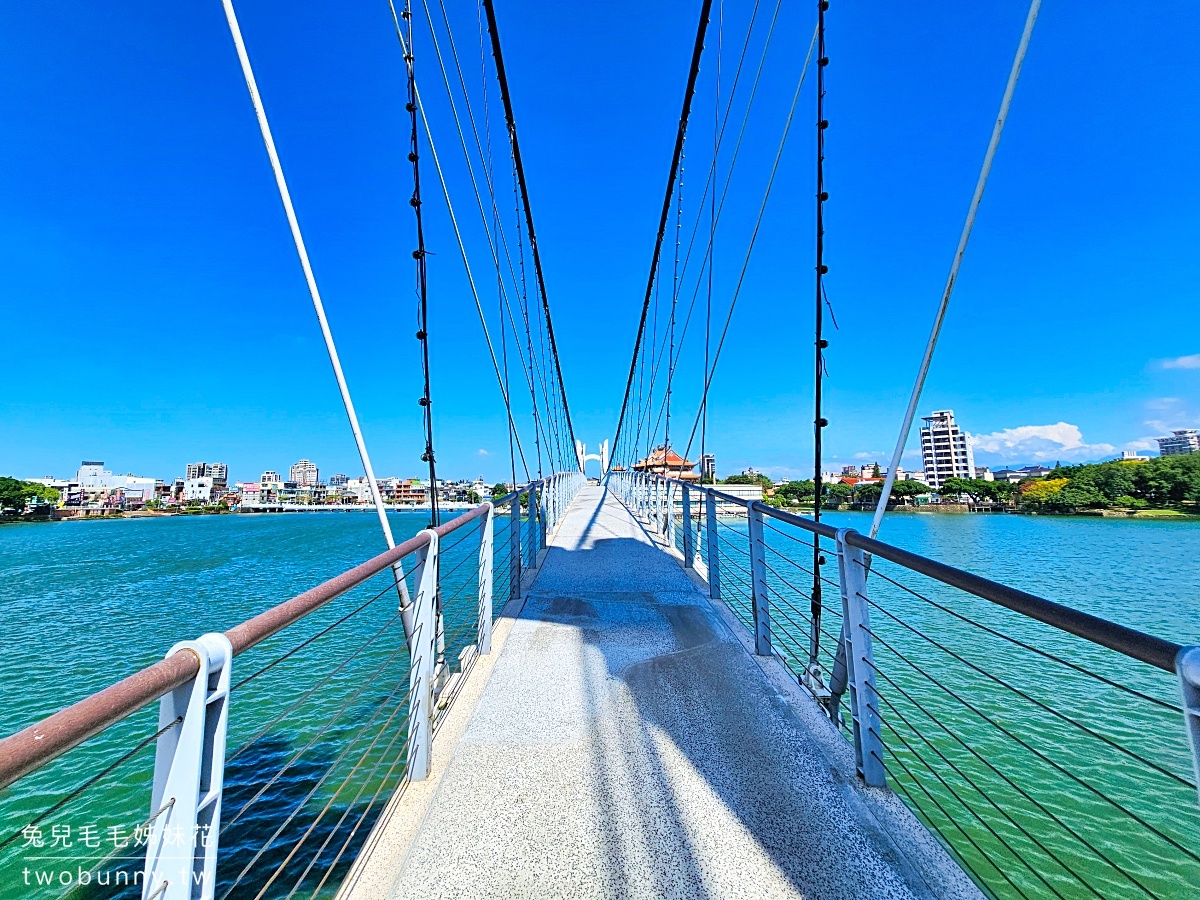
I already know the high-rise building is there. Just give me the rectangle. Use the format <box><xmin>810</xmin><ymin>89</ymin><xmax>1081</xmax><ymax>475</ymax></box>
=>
<box><xmin>700</xmin><ymin>454</ymin><xmax>715</xmax><ymax>483</ymax></box>
<box><xmin>919</xmin><ymin>410</ymin><xmax>976</xmax><ymax>490</ymax></box>
<box><xmin>185</xmin><ymin>462</ymin><xmax>228</xmax><ymax>489</ymax></box>
<box><xmin>260</xmin><ymin>470</ymin><xmax>281</xmax><ymax>483</ymax></box>
<box><xmin>1157</xmin><ymin>429</ymin><xmax>1199</xmax><ymax>457</ymax></box>
<box><xmin>290</xmin><ymin>459</ymin><xmax>319</xmax><ymax>485</ymax></box>
<box><xmin>329</xmin><ymin>473</ymin><xmax>349</xmax><ymax>487</ymax></box>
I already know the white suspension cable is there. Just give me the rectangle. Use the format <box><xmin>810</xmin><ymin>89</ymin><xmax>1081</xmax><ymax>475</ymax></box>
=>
<box><xmin>220</xmin><ymin>0</ymin><xmax>407</xmax><ymax>601</ymax></box>
<box><xmin>868</xmin><ymin>0</ymin><xmax>1041</xmax><ymax>539</ymax></box>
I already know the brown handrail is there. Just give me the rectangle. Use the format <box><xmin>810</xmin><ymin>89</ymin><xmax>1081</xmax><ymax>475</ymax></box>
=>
<box><xmin>0</xmin><ymin>501</ymin><xmax>495</xmax><ymax>792</ymax></box>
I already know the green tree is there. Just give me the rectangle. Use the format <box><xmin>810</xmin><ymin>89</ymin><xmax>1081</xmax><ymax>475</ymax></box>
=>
<box><xmin>853</xmin><ymin>482</ymin><xmax>883</xmax><ymax>503</ymax></box>
<box><xmin>778</xmin><ymin>480</ymin><xmax>816</xmax><ymax>504</ymax></box>
<box><xmin>0</xmin><ymin>477</ymin><xmax>58</xmax><ymax>514</ymax></box>
<box><xmin>468</xmin><ymin>491</ymin><xmax>481</xmax><ymax>504</ymax></box>
<box><xmin>888</xmin><ymin>481</ymin><xmax>930</xmax><ymax>503</ymax></box>
<box><xmin>490</xmin><ymin>482</ymin><xmax>511</xmax><ymax>500</ymax></box>
<box><xmin>941</xmin><ymin>477</ymin><xmax>985</xmax><ymax>501</ymax></box>
<box><xmin>824</xmin><ymin>483</ymin><xmax>853</xmax><ymax>506</ymax></box>
<box><xmin>722</xmin><ymin>473</ymin><xmax>773</xmax><ymax>490</ymax></box>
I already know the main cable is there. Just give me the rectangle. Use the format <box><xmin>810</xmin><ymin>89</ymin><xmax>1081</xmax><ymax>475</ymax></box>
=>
<box><xmin>481</xmin><ymin>0</ymin><xmax>580</xmax><ymax>469</ymax></box>
<box><xmin>610</xmin><ymin>0</ymin><xmax>714</xmax><ymax>467</ymax></box>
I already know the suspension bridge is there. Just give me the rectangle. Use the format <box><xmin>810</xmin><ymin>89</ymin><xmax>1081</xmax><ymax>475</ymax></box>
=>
<box><xmin>1</xmin><ymin>1</ymin><xmax>1198</xmax><ymax>899</ymax></box>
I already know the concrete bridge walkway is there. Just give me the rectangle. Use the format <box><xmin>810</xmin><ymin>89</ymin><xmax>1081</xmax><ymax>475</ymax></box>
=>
<box><xmin>346</xmin><ymin>486</ymin><xmax>977</xmax><ymax>900</ymax></box>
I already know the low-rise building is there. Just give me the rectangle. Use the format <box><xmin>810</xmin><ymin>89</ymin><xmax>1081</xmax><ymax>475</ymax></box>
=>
<box><xmin>992</xmin><ymin>465</ymin><xmax>1053</xmax><ymax>483</ymax></box>
<box><xmin>184</xmin><ymin>476</ymin><xmax>215</xmax><ymax>503</ymax></box>
<box><xmin>72</xmin><ymin>461</ymin><xmax>157</xmax><ymax>507</ymax></box>
<box><xmin>1116</xmin><ymin>451</ymin><xmax>1150</xmax><ymax>463</ymax></box>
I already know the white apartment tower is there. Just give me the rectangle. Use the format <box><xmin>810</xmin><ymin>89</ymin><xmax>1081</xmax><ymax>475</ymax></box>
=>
<box><xmin>290</xmin><ymin>459</ymin><xmax>319</xmax><ymax>485</ymax></box>
<box><xmin>920</xmin><ymin>410</ymin><xmax>976</xmax><ymax>490</ymax></box>
<box><xmin>1157</xmin><ymin>430</ymin><xmax>1200</xmax><ymax>457</ymax></box>
<box><xmin>185</xmin><ymin>462</ymin><xmax>228</xmax><ymax>487</ymax></box>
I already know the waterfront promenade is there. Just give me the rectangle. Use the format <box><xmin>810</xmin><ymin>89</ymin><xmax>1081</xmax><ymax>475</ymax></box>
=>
<box><xmin>343</xmin><ymin>485</ymin><xmax>977</xmax><ymax>899</ymax></box>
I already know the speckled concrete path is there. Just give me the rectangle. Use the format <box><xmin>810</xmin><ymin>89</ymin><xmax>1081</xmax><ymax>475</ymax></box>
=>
<box><xmin>380</xmin><ymin>486</ymin><xmax>978</xmax><ymax>900</ymax></box>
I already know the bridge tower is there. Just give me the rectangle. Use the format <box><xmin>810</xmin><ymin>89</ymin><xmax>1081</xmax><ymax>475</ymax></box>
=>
<box><xmin>575</xmin><ymin>439</ymin><xmax>609</xmax><ymax>477</ymax></box>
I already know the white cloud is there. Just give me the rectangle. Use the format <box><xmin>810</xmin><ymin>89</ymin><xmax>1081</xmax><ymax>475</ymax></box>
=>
<box><xmin>477</xmin><ymin>448</ymin><xmax>490</xmax><ymax>457</ymax></box>
<box><xmin>972</xmin><ymin>422</ymin><xmax>1115</xmax><ymax>463</ymax></box>
<box><xmin>1124</xmin><ymin>437</ymin><xmax>1160</xmax><ymax>452</ymax></box>
<box><xmin>1162</xmin><ymin>355</ymin><xmax>1200</xmax><ymax>370</ymax></box>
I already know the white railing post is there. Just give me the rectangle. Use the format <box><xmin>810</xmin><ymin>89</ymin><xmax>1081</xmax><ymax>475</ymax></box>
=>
<box><xmin>666</xmin><ymin>481</ymin><xmax>676</xmax><ymax>548</ymax></box>
<box><xmin>835</xmin><ymin>528</ymin><xmax>886</xmax><ymax>788</ymax></box>
<box><xmin>1177</xmin><ymin>646</ymin><xmax>1200</xmax><ymax>808</ymax></box>
<box><xmin>408</xmin><ymin>530</ymin><xmax>440</xmax><ymax>781</ymax></box>
<box><xmin>747</xmin><ymin>501</ymin><xmax>771</xmax><ymax>656</ymax></box>
<box><xmin>682</xmin><ymin>485</ymin><xmax>694</xmax><ymax>568</ymax></box>
<box><xmin>142</xmin><ymin>632</ymin><xmax>232</xmax><ymax>900</ymax></box>
<box><xmin>479</xmin><ymin>503</ymin><xmax>494</xmax><ymax>655</ymax></box>
<box><xmin>533</xmin><ymin>482</ymin><xmax>546</xmax><ymax>551</ymax></box>
<box><xmin>509</xmin><ymin>492</ymin><xmax>521</xmax><ymax>603</ymax></box>
<box><xmin>705</xmin><ymin>489</ymin><xmax>720</xmax><ymax>600</ymax></box>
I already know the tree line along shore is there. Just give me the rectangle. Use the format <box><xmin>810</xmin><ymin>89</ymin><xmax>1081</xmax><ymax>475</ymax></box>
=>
<box><xmin>716</xmin><ymin>453</ymin><xmax>1200</xmax><ymax>518</ymax></box>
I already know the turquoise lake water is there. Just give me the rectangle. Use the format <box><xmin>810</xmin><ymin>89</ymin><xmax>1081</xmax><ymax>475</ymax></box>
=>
<box><xmin>1</xmin><ymin>508</ymin><xmax>1198</xmax><ymax>898</ymax></box>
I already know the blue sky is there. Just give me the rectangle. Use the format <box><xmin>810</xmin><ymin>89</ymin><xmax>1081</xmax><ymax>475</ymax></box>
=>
<box><xmin>2</xmin><ymin>1</ymin><xmax>1198</xmax><ymax>485</ymax></box>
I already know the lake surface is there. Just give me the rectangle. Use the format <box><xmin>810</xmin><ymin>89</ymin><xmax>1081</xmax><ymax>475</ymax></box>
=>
<box><xmin>1</xmin><ymin>508</ymin><xmax>1198</xmax><ymax>898</ymax></box>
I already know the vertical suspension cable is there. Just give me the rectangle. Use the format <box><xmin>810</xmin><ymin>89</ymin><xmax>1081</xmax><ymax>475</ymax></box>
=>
<box><xmin>481</xmin><ymin>0</ymin><xmax>580</xmax><ymax>468</ymax></box>
<box><xmin>665</xmin><ymin>155</ymin><xmax>684</xmax><ymax>459</ymax></box>
<box><xmin>809</xmin><ymin>0</ymin><xmax>829</xmax><ymax>665</ymax></box>
<box><xmin>479</xmin><ymin>0</ymin><xmax>520</xmax><ymax>486</ymax></box>
<box><xmin>402</xmin><ymin>0</ymin><xmax>441</xmax><ymax>528</ymax></box>
<box><xmin>512</xmin><ymin>159</ymin><xmax>544</xmax><ymax>478</ymax></box>
<box><xmin>701</xmin><ymin>0</ymin><xmax>722</xmax><ymax>484</ymax></box>
<box><xmin>611</xmin><ymin>0</ymin><xmax>714</xmax><ymax>466</ymax></box>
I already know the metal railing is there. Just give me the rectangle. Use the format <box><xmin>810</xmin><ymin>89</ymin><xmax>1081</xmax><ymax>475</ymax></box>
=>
<box><xmin>609</xmin><ymin>469</ymin><xmax>1200</xmax><ymax>899</ymax></box>
<box><xmin>0</xmin><ymin>471</ymin><xmax>584</xmax><ymax>900</ymax></box>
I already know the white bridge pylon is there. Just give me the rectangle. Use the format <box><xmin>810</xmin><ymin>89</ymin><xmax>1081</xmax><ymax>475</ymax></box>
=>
<box><xmin>576</xmin><ymin>440</ymin><xmax>609</xmax><ymax>477</ymax></box>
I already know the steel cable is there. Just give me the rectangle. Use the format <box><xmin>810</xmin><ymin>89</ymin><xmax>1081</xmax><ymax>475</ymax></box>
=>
<box><xmin>870</xmin><ymin>673</ymin><xmax>1115</xmax><ymax>898</ymax></box>
<box><xmin>861</xmin><ymin>591</ymin><xmax>1196</xmax><ymax>790</ymax></box>
<box><xmin>866</xmin><ymin>561</ymin><xmax>1182</xmax><ymax>715</ymax></box>
<box><xmin>868</xmin><ymin>709</ymin><xmax>1079</xmax><ymax>899</ymax></box>
<box><xmin>221</xmin><ymin>633</ymin><xmax>409</xmax><ymax>832</ymax></box>
<box><xmin>862</xmin><ymin>622</ymin><xmax>1200</xmax><ymax>864</ymax></box>
<box><xmin>867</xmin><ymin>654</ymin><xmax>1158</xmax><ymax>895</ymax></box>
<box><xmin>218</xmin><ymin>673</ymin><xmax>418</xmax><ymax>900</ymax></box>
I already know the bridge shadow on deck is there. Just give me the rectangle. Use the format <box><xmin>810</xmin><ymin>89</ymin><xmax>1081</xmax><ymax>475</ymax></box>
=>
<box><xmin>389</xmin><ymin>487</ymin><xmax>965</xmax><ymax>900</ymax></box>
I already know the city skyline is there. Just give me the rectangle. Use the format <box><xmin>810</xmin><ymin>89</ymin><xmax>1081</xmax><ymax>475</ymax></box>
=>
<box><xmin>2</xmin><ymin>4</ymin><xmax>1198</xmax><ymax>487</ymax></box>
<box><xmin>17</xmin><ymin>405</ymin><xmax>1185</xmax><ymax>491</ymax></box>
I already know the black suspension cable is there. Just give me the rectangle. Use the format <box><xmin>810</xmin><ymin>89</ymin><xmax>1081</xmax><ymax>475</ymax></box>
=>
<box><xmin>638</xmin><ymin>0</ymin><xmax>785</xmax><ymax>467</ymax></box>
<box><xmin>482</xmin><ymin>7</ymin><xmax>523</xmax><ymax>485</ymax></box>
<box><xmin>610</xmin><ymin>0</ymin><xmax>714</xmax><ymax>466</ymax></box>
<box><xmin>809</xmin><ymin>0</ymin><xmax>829</xmax><ymax>668</ymax></box>
<box><xmin>401</xmin><ymin>0</ymin><xmax>441</xmax><ymax>527</ymax></box>
<box><xmin>664</xmin><ymin>157</ymin><xmax>685</xmax><ymax>456</ymax></box>
<box><xmin>481</xmin><ymin>0</ymin><xmax>579</xmax><ymax>468</ymax></box>
<box><xmin>702</xmin><ymin>0</ymin><xmax>722</xmax><ymax>482</ymax></box>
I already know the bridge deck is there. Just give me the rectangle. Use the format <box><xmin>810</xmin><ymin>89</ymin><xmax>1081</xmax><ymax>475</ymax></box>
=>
<box><xmin>347</xmin><ymin>486</ymin><xmax>977</xmax><ymax>899</ymax></box>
